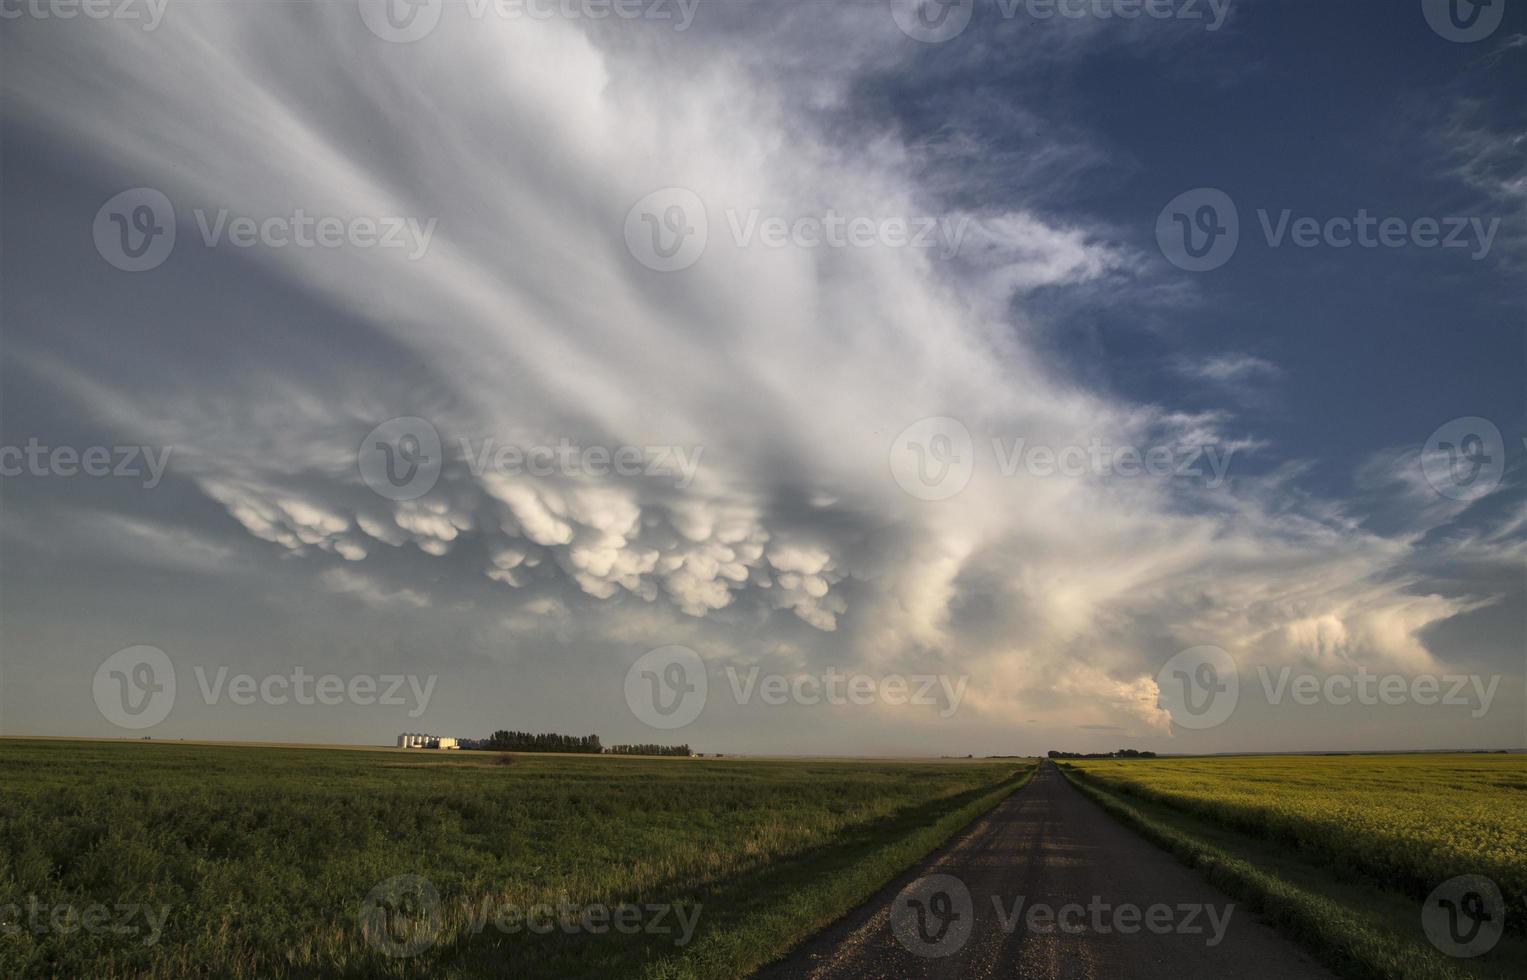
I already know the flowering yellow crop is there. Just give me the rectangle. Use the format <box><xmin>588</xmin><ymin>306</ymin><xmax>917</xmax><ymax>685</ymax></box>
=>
<box><xmin>1067</xmin><ymin>754</ymin><xmax>1525</xmax><ymax>919</ymax></box>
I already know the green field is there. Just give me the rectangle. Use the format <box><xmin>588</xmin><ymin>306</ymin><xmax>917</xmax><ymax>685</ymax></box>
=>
<box><xmin>0</xmin><ymin>740</ymin><xmax>1031</xmax><ymax>979</ymax></box>
<box><xmin>1059</xmin><ymin>754</ymin><xmax>1527</xmax><ymax>979</ymax></box>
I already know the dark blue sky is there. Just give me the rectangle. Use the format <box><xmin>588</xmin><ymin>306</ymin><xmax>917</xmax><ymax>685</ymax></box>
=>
<box><xmin>867</xmin><ymin>0</ymin><xmax>1525</xmax><ymax>500</ymax></box>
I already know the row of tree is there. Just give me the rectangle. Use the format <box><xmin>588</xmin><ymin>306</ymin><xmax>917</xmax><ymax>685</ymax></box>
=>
<box><xmin>477</xmin><ymin>731</ymin><xmax>693</xmax><ymax>757</ymax></box>
<box><xmin>483</xmin><ymin>731</ymin><xmax>603</xmax><ymax>753</ymax></box>
<box><xmin>605</xmin><ymin>744</ymin><xmax>692</xmax><ymax>757</ymax></box>
<box><xmin>1047</xmin><ymin>749</ymin><xmax>1157</xmax><ymax>759</ymax></box>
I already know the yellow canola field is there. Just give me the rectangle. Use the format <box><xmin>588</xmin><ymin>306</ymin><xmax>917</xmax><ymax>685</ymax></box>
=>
<box><xmin>1066</xmin><ymin>754</ymin><xmax>1526</xmax><ymax>918</ymax></box>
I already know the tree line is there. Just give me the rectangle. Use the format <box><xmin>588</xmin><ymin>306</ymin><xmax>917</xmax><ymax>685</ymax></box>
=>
<box><xmin>1047</xmin><ymin>749</ymin><xmax>1156</xmax><ymax>759</ymax></box>
<box><xmin>477</xmin><ymin>731</ymin><xmax>692</xmax><ymax>756</ymax></box>
<box><xmin>604</xmin><ymin>744</ymin><xmax>692</xmax><ymax>757</ymax></box>
<box><xmin>483</xmin><ymin>731</ymin><xmax>602</xmax><ymax>753</ymax></box>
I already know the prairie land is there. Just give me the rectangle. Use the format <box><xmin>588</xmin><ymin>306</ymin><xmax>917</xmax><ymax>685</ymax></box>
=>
<box><xmin>0</xmin><ymin>739</ymin><xmax>1030</xmax><ymax>978</ymax></box>
<box><xmin>1060</xmin><ymin>754</ymin><xmax>1526</xmax><ymax>978</ymax></box>
<box><xmin>1062</xmin><ymin>754</ymin><xmax>1526</xmax><ymax>918</ymax></box>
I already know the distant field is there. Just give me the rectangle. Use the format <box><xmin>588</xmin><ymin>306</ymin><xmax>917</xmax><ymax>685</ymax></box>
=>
<box><xmin>1060</xmin><ymin>754</ymin><xmax>1526</xmax><ymax>978</ymax></box>
<box><xmin>0</xmin><ymin>739</ymin><xmax>1031</xmax><ymax>978</ymax></box>
<box><xmin>1063</xmin><ymin>754</ymin><xmax>1526</xmax><ymax>919</ymax></box>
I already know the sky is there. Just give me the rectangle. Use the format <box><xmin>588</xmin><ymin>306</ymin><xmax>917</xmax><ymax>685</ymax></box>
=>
<box><xmin>1</xmin><ymin>0</ymin><xmax>1523</xmax><ymax>756</ymax></box>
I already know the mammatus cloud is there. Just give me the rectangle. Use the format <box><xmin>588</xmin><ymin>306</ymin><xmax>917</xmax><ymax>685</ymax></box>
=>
<box><xmin>3</xmin><ymin>4</ymin><xmax>1521</xmax><ymax>743</ymax></box>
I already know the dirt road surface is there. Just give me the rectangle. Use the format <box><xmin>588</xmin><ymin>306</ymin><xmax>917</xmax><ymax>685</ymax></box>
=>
<box><xmin>758</xmin><ymin>762</ymin><xmax>1331</xmax><ymax>979</ymax></box>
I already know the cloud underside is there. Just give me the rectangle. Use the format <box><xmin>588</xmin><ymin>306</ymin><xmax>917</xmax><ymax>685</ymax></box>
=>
<box><xmin>5</xmin><ymin>7</ymin><xmax>1521</xmax><ymax>738</ymax></box>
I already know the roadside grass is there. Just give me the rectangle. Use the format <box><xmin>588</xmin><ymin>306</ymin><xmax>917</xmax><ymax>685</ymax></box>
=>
<box><xmin>1057</xmin><ymin>763</ymin><xmax>1526</xmax><ymax>980</ymax></box>
<box><xmin>478</xmin><ymin>761</ymin><xmax>1036</xmax><ymax>979</ymax></box>
<box><xmin>0</xmin><ymin>739</ymin><xmax>1031</xmax><ymax>978</ymax></box>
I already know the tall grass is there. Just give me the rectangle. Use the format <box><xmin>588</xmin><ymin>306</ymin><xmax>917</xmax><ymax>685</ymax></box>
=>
<box><xmin>0</xmin><ymin>740</ymin><xmax>1028</xmax><ymax>978</ymax></box>
<box><xmin>1062</xmin><ymin>754</ymin><xmax>1526</xmax><ymax>929</ymax></box>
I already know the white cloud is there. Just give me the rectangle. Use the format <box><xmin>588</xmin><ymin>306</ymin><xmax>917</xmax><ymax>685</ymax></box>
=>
<box><xmin>4</xmin><ymin>5</ymin><xmax>1521</xmax><ymax>744</ymax></box>
<box><xmin>320</xmin><ymin>567</ymin><xmax>430</xmax><ymax>609</ymax></box>
<box><xmin>1174</xmin><ymin>352</ymin><xmax>1282</xmax><ymax>384</ymax></box>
